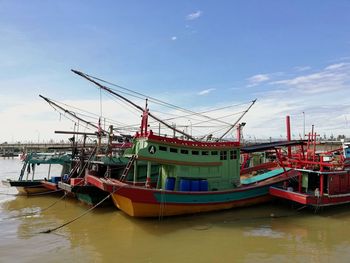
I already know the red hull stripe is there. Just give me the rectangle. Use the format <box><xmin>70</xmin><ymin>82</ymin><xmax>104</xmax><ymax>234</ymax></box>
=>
<box><xmin>270</xmin><ymin>187</ymin><xmax>350</xmax><ymax>206</ymax></box>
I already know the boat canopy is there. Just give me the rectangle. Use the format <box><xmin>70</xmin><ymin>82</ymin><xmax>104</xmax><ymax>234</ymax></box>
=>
<box><xmin>241</xmin><ymin>140</ymin><xmax>306</xmax><ymax>153</ymax></box>
<box><xmin>25</xmin><ymin>153</ymin><xmax>72</xmax><ymax>165</ymax></box>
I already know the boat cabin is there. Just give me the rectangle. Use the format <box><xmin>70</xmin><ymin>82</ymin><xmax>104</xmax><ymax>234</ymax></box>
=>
<box><xmin>125</xmin><ymin>131</ymin><xmax>241</xmax><ymax>192</ymax></box>
<box><xmin>296</xmin><ymin>169</ymin><xmax>350</xmax><ymax>196</ymax></box>
<box><xmin>19</xmin><ymin>152</ymin><xmax>72</xmax><ymax>182</ymax></box>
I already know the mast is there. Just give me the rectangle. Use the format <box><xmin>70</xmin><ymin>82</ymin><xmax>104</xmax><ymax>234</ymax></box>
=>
<box><xmin>71</xmin><ymin>69</ymin><xmax>198</xmax><ymax>141</ymax></box>
<box><xmin>218</xmin><ymin>99</ymin><xmax>256</xmax><ymax>141</ymax></box>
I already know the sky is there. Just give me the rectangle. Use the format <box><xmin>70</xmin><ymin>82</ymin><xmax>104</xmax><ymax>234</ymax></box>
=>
<box><xmin>0</xmin><ymin>1</ymin><xmax>350</xmax><ymax>143</ymax></box>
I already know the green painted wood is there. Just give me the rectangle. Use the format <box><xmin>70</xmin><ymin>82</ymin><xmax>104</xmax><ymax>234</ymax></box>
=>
<box><xmin>129</xmin><ymin>138</ymin><xmax>241</xmax><ymax>191</ymax></box>
<box><xmin>153</xmin><ymin>185</ymin><xmax>270</xmax><ymax>204</ymax></box>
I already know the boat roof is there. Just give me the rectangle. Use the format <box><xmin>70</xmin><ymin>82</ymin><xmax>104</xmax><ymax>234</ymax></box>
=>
<box><xmin>295</xmin><ymin>168</ymin><xmax>350</xmax><ymax>175</ymax></box>
<box><xmin>241</xmin><ymin>140</ymin><xmax>306</xmax><ymax>153</ymax></box>
<box><xmin>137</xmin><ymin>131</ymin><xmax>240</xmax><ymax>149</ymax></box>
<box><xmin>26</xmin><ymin>152</ymin><xmax>71</xmax><ymax>164</ymax></box>
<box><xmin>241</xmin><ymin>168</ymin><xmax>290</xmax><ymax>185</ymax></box>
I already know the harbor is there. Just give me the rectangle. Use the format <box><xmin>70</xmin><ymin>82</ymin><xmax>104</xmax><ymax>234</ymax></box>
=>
<box><xmin>1</xmin><ymin>75</ymin><xmax>350</xmax><ymax>261</ymax></box>
<box><xmin>1</xmin><ymin>71</ymin><xmax>350</xmax><ymax>262</ymax></box>
<box><xmin>1</xmin><ymin>1</ymin><xmax>350</xmax><ymax>262</ymax></box>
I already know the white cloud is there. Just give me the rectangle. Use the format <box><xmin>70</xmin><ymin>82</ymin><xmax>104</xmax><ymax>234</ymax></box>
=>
<box><xmin>198</xmin><ymin>88</ymin><xmax>216</xmax><ymax>96</ymax></box>
<box><xmin>247</xmin><ymin>74</ymin><xmax>270</xmax><ymax>87</ymax></box>
<box><xmin>239</xmin><ymin>61</ymin><xmax>350</xmax><ymax>139</ymax></box>
<box><xmin>171</xmin><ymin>36</ymin><xmax>177</xmax><ymax>41</ymax></box>
<box><xmin>325</xmin><ymin>62</ymin><xmax>349</xmax><ymax>70</ymax></box>
<box><xmin>271</xmin><ymin>62</ymin><xmax>350</xmax><ymax>94</ymax></box>
<box><xmin>186</xmin><ymin>11</ymin><xmax>203</xmax><ymax>21</ymax></box>
<box><xmin>294</xmin><ymin>66</ymin><xmax>311</xmax><ymax>71</ymax></box>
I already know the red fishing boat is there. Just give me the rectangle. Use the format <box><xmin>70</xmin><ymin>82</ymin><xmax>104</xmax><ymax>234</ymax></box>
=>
<box><xmin>270</xmin><ymin>129</ymin><xmax>350</xmax><ymax>208</ymax></box>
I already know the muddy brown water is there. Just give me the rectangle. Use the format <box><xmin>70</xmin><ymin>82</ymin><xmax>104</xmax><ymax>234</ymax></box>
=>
<box><xmin>1</xmin><ymin>158</ymin><xmax>350</xmax><ymax>263</ymax></box>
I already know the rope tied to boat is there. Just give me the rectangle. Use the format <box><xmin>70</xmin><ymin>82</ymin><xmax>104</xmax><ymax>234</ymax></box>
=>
<box><xmin>39</xmin><ymin>183</ymin><xmax>127</xmax><ymax>234</ymax></box>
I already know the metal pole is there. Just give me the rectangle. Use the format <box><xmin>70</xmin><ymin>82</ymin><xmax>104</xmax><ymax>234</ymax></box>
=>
<box><xmin>133</xmin><ymin>160</ymin><xmax>138</xmax><ymax>185</ymax></box>
<box><xmin>303</xmin><ymin>111</ymin><xmax>305</xmax><ymax>139</ymax></box>
<box><xmin>286</xmin><ymin>116</ymin><xmax>292</xmax><ymax>158</ymax></box>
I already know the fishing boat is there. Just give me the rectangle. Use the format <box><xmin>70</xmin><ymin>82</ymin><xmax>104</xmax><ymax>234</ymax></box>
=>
<box><xmin>64</xmin><ymin>155</ymin><xmax>129</xmax><ymax>206</ymax></box>
<box><xmin>269</xmin><ymin>131</ymin><xmax>350</xmax><ymax>208</ymax></box>
<box><xmin>39</xmin><ymin>94</ymin><xmax>133</xmax><ymax>206</ymax></box>
<box><xmin>72</xmin><ymin>70</ymin><xmax>308</xmax><ymax>217</ymax></box>
<box><xmin>2</xmin><ymin>152</ymin><xmax>71</xmax><ymax>195</ymax></box>
<box><xmin>87</xmin><ymin>136</ymin><xmax>299</xmax><ymax>217</ymax></box>
<box><xmin>84</xmin><ymin>108</ymin><xmax>304</xmax><ymax>217</ymax></box>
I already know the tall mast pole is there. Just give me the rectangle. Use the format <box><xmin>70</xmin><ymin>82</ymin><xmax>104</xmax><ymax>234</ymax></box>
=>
<box><xmin>39</xmin><ymin>94</ymin><xmax>107</xmax><ymax>134</ymax></box>
<box><xmin>71</xmin><ymin>69</ymin><xmax>198</xmax><ymax>141</ymax></box>
<box><xmin>218</xmin><ymin>99</ymin><xmax>256</xmax><ymax>141</ymax></box>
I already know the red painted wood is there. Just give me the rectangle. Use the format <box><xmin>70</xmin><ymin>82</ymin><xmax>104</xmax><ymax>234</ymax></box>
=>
<box><xmin>86</xmin><ymin>175</ymin><xmax>105</xmax><ymax>191</ymax></box>
<box><xmin>329</xmin><ymin>175</ymin><xmax>340</xmax><ymax>195</ymax></box>
<box><xmin>70</xmin><ymin>178</ymin><xmax>84</xmax><ymax>186</ymax></box>
<box><xmin>270</xmin><ymin>186</ymin><xmax>350</xmax><ymax>206</ymax></box>
<box><xmin>340</xmin><ymin>174</ymin><xmax>348</xmax><ymax>193</ymax></box>
<box><xmin>136</xmin><ymin>131</ymin><xmax>240</xmax><ymax>148</ymax></box>
<box><xmin>269</xmin><ymin>187</ymin><xmax>308</xmax><ymax>204</ymax></box>
<box><xmin>41</xmin><ymin>181</ymin><xmax>58</xmax><ymax>191</ymax></box>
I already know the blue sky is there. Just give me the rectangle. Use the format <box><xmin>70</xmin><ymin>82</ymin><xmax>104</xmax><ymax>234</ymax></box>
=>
<box><xmin>0</xmin><ymin>1</ymin><xmax>350</xmax><ymax>142</ymax></box>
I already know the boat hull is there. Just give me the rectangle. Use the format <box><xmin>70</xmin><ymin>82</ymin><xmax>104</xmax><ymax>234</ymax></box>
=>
<box><xmin>86</xmin><ymin>169</ymin><xmax>297</xmax><ymax>217</ymax></box>
<box><xmin>2</xmin><ymin>179</ymin><xmax>51</xmax><ymax>195</ymax></box>
<box><xmin>270</xmin><ymin>186</ymin><xmax>350</xmax><ymax>207</ymax></box>
<box><xmin>112</xmin><ymin>192</ymin><xmax>272</xmax><ymax>217</ymax></box>
<box><xmin>74</xmin><ymin>185</ymin><xmax>112</xmax><ymax>207</ymax></box>
<box><xmin>41</xmin><ymin>180</ymin><xmax>60</xmax><ymax>191</ymax></box>
<box><xmin>105</xmin><ymin>170</ymin><xmax>296</xmax><ymax>217</ymax></box>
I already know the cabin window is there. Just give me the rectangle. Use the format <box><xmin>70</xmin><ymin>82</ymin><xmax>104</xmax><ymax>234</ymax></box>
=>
<box><xmin>159</xmin><ymin>146</ymin><xmax>167</xmax><ymax>151</ymax></box>
<box><xmin>192</xmin><ymin>150</ymin><xmax>199</xmax><ymax>155</ymax></box>
<box><xmin>180</xmin><ymin>149</ymin><xmax>189</xmax><ymax>154</ymax></box>
<box><xmin>211</xmin><ymin>151</ymin><xmax>218</xmax><ymax>155</ymax></box>
<box><xmin>220</xmin><ymin>151</ymin><xmax>227</xmax><ymax>160</ymax></box>
<box><xmin>202</xmin><ymin>151</ymin><xmax>209</xmax><ymax>156</ymax></box>
<box><xmin>230</xmin><ymin>150</ymin><xmax>238</xmax><ymax>160</ymax></box>
<box><xmin>170</xmin><ymin>148</ymin><xmax>178</xmax><ymax>153</ymax></box>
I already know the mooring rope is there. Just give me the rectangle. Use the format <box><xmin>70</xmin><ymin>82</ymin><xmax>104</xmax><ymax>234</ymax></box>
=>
<box><xmin>27</xmin><ymin>189</ymin><xmax>64</xmax><ymax>196</ymax></box>
<box><xmin>158</xmin><ymin>189</ymin><xmax>166</xmax><ymax>221</ymax></box>
<box><xmin>0</xmin><ymin>188</ymin><xmax>63</xmax><ymax>197</ymax></box>
<box><xmin>39</xmin><ymin>193</ymin><xmax>111</xmax><ymax>234</ymax></box>
<box><xmin>39</xmin><ymin>183</ymin><xmax>126</xmax><ymax>234</ymax></box>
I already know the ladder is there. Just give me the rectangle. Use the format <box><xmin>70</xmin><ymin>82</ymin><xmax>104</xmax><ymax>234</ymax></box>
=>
<box><xmin>119</xmin><ymin>155</ymin><xmax>136</xmax><ymax>181</ymax></box>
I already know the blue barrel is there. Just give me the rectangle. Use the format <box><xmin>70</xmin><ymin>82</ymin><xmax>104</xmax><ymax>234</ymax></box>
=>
<box><xmin>179</xmin><ymin>179</ymin><xmax>191</xmax><ymax>191</ymax></box>
<box><xmin>165</xmin><ymin>177</ymin><xmax>175</xmax><ymax>190</ymax></box>
<box><xmin>200</xmin><ymin>180</ymin><xmax>209</xmax><ymax>191</ymax></box>
<box><xmin>51</xmin><ymin>176</ymin><xmax>61</xmax><ymax>183</ymax></box>
<box><xmin>191</xmin><ymin>180</ymin><xmax>200</xmax><ymax>191</ymax></box>
<box><xmin>63</xmin><ymin>174</ymin><xmax>69</xmax><ymax>181</ymax></box>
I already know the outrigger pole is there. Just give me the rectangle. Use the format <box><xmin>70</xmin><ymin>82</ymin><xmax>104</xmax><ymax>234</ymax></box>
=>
<box><xmin>39</xmin><ymin>94</ymin><xmax>107</xmax><ymax>135</ymax></box>
<box><xmin>218</xmin><ymin>99</ymin><xmax>257</xmax><ymax>141</ymax></box>
<box><xmin>71</xmin><ymin>69</ymin><xmax>198</xmax><ymax>142</ymax></box>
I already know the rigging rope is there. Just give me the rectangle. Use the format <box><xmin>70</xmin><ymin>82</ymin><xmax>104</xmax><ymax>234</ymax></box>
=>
<box><xmin>81</xmin><ymin>71</ymin><xmax>256</xmax><ymax>126</ymax></box>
